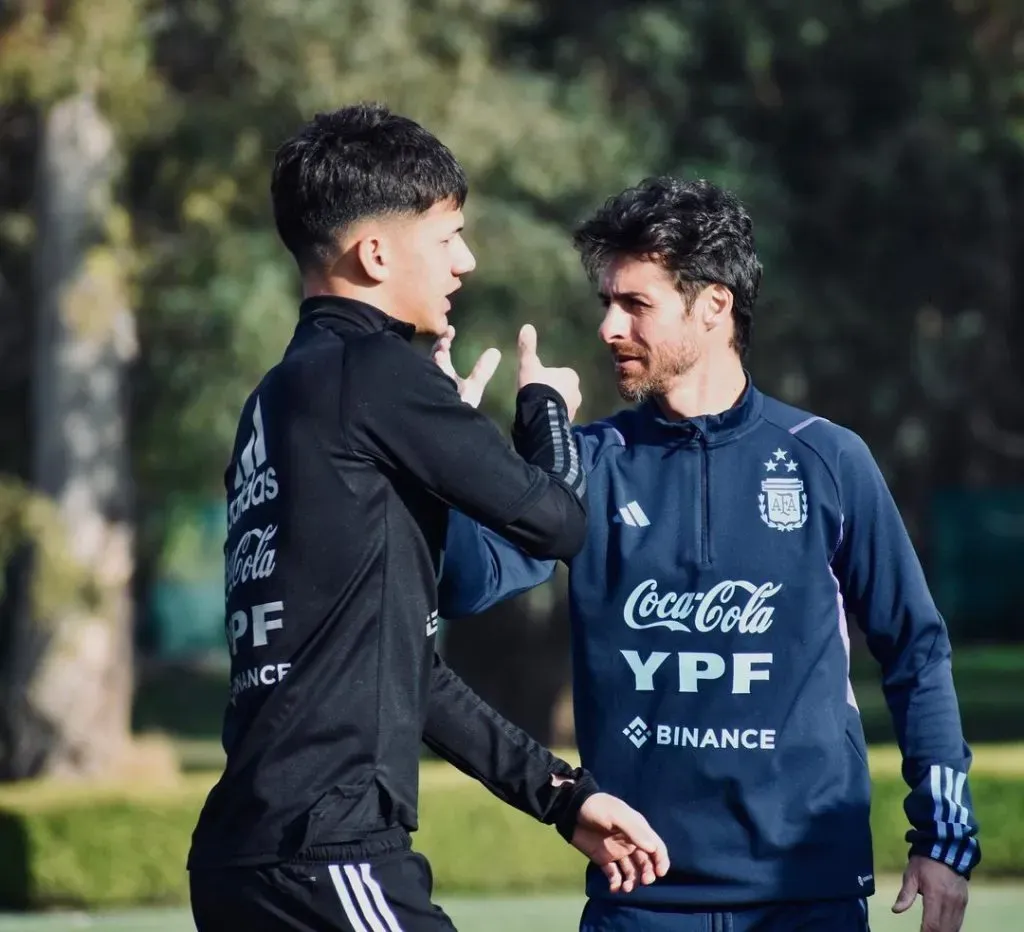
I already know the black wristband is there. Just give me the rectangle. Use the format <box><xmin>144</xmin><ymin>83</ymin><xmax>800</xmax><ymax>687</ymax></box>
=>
<box><xmin>552</xmin><ymin>768</ymin><xmax>601</xmax><ymax>843</ymax></box>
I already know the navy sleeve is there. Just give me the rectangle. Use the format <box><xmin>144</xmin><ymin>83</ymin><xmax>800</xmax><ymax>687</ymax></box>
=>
<box><xmin>831</xmin><ymin>432</ymin><xmax>980</xmax><ymax>876</ymax></box>
<box><xmin>438</xmin><ymin>509</ymin><xmax>557</xmax><ymax>618</ymax></box>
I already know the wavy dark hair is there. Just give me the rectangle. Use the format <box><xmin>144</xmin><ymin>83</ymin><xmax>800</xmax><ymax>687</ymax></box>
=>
<box><xmin>573</xmin><ymin>177</ymin><xmax>763</xmax><ymax>357</ymax></box>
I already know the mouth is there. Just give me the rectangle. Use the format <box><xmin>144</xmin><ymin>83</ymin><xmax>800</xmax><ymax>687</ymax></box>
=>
<box><xmin>443</xmin><ymin>283</ymin><xmax>462</xmax><ymax>313</ymax></box>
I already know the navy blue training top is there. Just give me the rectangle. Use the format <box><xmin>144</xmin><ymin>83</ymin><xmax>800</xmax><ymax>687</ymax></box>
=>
<box><xmin>439</xmin><ymin>379</ymin><xmax>979</xmax><ymax>907</ymax></box>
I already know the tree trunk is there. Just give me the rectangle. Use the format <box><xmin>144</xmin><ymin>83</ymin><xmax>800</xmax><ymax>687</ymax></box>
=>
<box><xmin>0</xmin><ymin>92</ymin><xmax>136</xmax><ymax>780</ymax></box>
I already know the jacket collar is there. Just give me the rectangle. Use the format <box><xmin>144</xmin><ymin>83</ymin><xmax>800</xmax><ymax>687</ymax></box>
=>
<box><xmin>636</xmin><ymin>373</ymin><xmax>763</xmax><ymax>445</ymax></box>
<box><xmin>295</xmin><ymin>295</ymin><xmax>416</xmax><ymax>341</ymax></box>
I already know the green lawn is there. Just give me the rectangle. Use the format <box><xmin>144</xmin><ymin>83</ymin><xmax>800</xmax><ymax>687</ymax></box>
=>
<box><xmin>1</xmin><ymin>883</ymin><xmax>1019</xmax><ymax>931</ymax></box>
<box><xmin>851</xmin><ymin>645</ymin><xmax>1024</xmax><ymax>744</ymax></box>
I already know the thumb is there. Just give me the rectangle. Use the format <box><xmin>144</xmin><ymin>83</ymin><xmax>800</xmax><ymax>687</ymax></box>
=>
<box><xmin>518</xmin><ymin>324</ymin><xmax>539</xmax><ymax>363</ymax></box>
<box><xmin>891</xmin><ymin>870</ymin><xmax>919</xmax><ymax>914</ymax></box>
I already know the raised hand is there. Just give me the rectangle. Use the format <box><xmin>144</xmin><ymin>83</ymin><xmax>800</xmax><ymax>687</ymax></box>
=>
<box><xmin>431</xmin><ymin>325</ymin><xmax>502</xmax><ymax>409</ymax></box>
<box><xmin>516</xmin><ymin>324</ymin><xmax>582</xmax><ymax>421</ymax></box>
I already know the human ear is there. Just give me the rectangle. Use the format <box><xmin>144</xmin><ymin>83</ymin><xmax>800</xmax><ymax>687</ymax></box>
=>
<box><xmin>354</xmin><ymin>232</ymin><xmax>391</xmax><ymax>284</ymax></box>
<box><xmin>701</xmin><ymin>283</ymin><xmax>734</xmax><ymax>331</ymax></box>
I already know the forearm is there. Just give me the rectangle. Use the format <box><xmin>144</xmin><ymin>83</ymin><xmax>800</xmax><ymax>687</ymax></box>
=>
<box><xmin>512</xmin><ymin>384</ymin><xmax>586</xmax><ymax>498</ymax></box>
<box><xmin>833</xmin><ymin>432</ymin><xmax>980</xmax><ymax>876</ymax></box>
<box><xmin>352</xmin><ymin>350</ymin><xmax>586</xmax><ymax>561</ymax></box>
<box><xmin>881</xmin><ymin>638</ymin><xmax>979</xmax><ymax>875</ymax></box>
<box><xmin>423</xmin><ymin>654</ymin><xmax>597</xmax><ymax>838</ymax></box>
<box><xmin>439</xmin><ymin>510</ymin><xmax>556</xmax><ymax>618</ymax></box>
<box><xmin>497</xmin><ymin>384</ymin><xmax>587</xmax><ymax>560</ymax></box>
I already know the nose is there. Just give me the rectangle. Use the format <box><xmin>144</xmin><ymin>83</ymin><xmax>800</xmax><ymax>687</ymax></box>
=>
<box><xmin>598</xmin><ymin>304</ymin><xmax>630</xmax><ymax>345</ymax></box>
<box><xmin>452</xmin><ymin>237</ymin><xmax>476</xmax><ymax>276</ymax></box>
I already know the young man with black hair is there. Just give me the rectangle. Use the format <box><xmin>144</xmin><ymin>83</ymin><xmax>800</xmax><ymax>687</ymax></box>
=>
<box><xmin>438</xmin><ymin>177</ymin><xmax>979</xmax><ymax>932</ymax></box>
<box><xmin>187</xmin><ymin>105</ymin><xmax>668</xmax><ymax>932</ymax></box>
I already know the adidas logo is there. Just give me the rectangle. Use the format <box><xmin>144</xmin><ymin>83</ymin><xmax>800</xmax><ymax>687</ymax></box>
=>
<box><xmin>426</xmin><ymin>610</ymin><xmax>439</xmax><ymax>637</ymax></box>
<box><xmin>615</xmin><ymin>500</ymin><xmax>650</xmax><ymax>527</ymax></box>
<box><xmin>228</xmin><ymin>397</ymin><xmax>278</xmax><ymax>529</ymax></box>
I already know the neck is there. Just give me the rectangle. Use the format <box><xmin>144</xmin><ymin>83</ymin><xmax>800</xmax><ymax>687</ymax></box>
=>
<box><xmin>301</xmin><ymin>273</ymin><xmax>414</xmax><ymax>327</ymax></box>
<box><xmin>654</xmin><ymin>351</ymin><xmax>747</xmax><ymax>420</ymax></box>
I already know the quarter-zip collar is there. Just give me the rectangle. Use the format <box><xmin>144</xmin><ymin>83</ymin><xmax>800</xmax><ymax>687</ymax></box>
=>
<box><xmin>295</xmin><ymin>295</ymin><xmax>416</xmax><ymax>342</ymax></box>
<box><xmin>637</xmin><ymin>373</ymin><xmax>763</xmax><ymax>446</ymax></box>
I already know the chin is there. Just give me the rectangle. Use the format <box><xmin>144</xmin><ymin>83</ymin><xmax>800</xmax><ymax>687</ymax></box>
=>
<box><xmin>616</xmin><ymin>374</ymin><xmax>655</xmax><ymax>404</ymax></box>
<box><xmin>411</xmin><ymin>313</ymin><xmax>446</xmax><ymax>337</ymax></box>
<box><xmin>425</xmin><ymin>316</ymin><xmax>448</xmax><ymax>337</ymax></box>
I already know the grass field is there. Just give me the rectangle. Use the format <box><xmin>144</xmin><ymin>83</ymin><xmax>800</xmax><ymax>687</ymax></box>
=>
<box><xmin>0</xmin><ymin>882</ymin><xmax>1020</xmax><ymax>931</ymax></box>
<box><xmin>3</xmin><ymin>644</ymin><xmax>1011</xmax><ymax>930</ymax></box>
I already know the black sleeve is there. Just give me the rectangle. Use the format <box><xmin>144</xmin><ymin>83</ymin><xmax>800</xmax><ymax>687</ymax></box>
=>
<box><xmin>346</xmin><ymin>338</ymin><xmax>587</xmax><ymax>561</ymax></box>
<box><xmin>423</xmin><ymin>652</ymin><xmax>599</xmax><ymax>841</ymax></box>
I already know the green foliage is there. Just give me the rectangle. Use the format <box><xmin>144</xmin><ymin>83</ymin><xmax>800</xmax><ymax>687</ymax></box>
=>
<box><xmin>0</xmin><ymin>479</ymin><xmax>92</xmax><ymax>619</ymax></box>
<box><xmin>5</xmin><ymin>0</ymin><xmax>1022</xmax><ymax>616</ymax></box>
<box><xmin>0</xmin><ymin>752</ymin><xmax>1022</xmax><ymax>909</ymax></box>
<box><xmin>0</xmin><ymin>0</ymin><xmax>163</xmax><ymax>133</ymax></box>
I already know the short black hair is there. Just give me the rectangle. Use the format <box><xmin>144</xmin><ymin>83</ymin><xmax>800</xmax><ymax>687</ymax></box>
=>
<box><xmin>573</xmin><ymin>177</ymin><xmax>763</xmax><ymax>357</ymax></box>
<box><xmin>271</xmin><ymin>103</ymin><xmax>468</xmax><ymax>270</ymax></box>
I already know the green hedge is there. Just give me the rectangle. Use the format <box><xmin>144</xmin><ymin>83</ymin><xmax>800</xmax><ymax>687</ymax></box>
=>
<box><xmin>1</xmin><ymin>751</ymin><xmax>1023</xmax><ymax>910</ymax></box>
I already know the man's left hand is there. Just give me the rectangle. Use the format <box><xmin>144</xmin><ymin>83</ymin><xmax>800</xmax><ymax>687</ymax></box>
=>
<box><xmin>569</xmin><ymin>792</ymin><xmax>670</xmax><ymax>894</ymax></box>
<box><xmin>892</xmin><ymin>855</ymin><xmax>969</xmax><ymax>932</ymax></box>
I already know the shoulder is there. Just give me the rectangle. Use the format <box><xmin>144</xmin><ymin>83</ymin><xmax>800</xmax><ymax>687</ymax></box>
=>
<box><xmin>572</xmin><ymin>407</ymin><xmax>642</xmax><ymax>470</ymax></box>
<box><xmin>759</xmin><ymin>395</ymin><xmax>872</xmax><ymax>465</ymax></box>
<box><xmin>346</xmin><ymin>329</ymin><xmax>423</xmax><ymax>375</ymax></box>
<box><xmin>757</xmin><ymin>394</ymin><xmax>882</xmax><ymax>516</ymax></box>
<box><xmin>345</xmin><ymin>332</ymin><xmax>459</xmax><ymax>408</ymax></box>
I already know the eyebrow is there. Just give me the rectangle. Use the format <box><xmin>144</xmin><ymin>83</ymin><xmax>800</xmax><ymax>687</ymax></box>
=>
<box><xmin>598</xmin><ymin>290</ymin><xmax>651</xmax><ymax>303</ymax></box>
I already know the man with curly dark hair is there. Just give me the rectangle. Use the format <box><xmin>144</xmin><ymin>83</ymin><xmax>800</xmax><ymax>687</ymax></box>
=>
<box><xmin>437</xmin><ymin>177</ymin><xmax>979</xmax><ymax>932</ymax></box>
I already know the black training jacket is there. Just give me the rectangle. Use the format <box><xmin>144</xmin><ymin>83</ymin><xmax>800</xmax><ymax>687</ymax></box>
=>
<box><xmin>187</xmin><ymin>295</ymin><xmax>594</xmax><ymax>868</ymax></box>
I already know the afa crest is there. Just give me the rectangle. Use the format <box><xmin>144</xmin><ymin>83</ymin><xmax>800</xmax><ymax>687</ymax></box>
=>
<box><xmin>758</xmin><ymin>448</ymin><xmax>808</xmax><ymax>531</ymax></box>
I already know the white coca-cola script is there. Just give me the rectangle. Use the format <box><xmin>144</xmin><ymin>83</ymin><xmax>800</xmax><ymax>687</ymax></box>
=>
<box><xmin>226</xmin><ymin>524</ymin><xmax>277</xmax><ymax>596</ymax></box>
<box><xmin>623</xmin><ymin>578</ymin><xmax>781</xmax><ymax>634</ymax></box>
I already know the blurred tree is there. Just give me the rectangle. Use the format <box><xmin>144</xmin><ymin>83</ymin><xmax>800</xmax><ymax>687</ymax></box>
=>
<box><xmin>0</xmin><ymin>0</ymin><xmax>159</xmax><ymax>779</ymax></box>
<box><xmin>2</xmin><ymin>0</ymin><xmax>1023</xmax><ymax>766</ymax></box>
